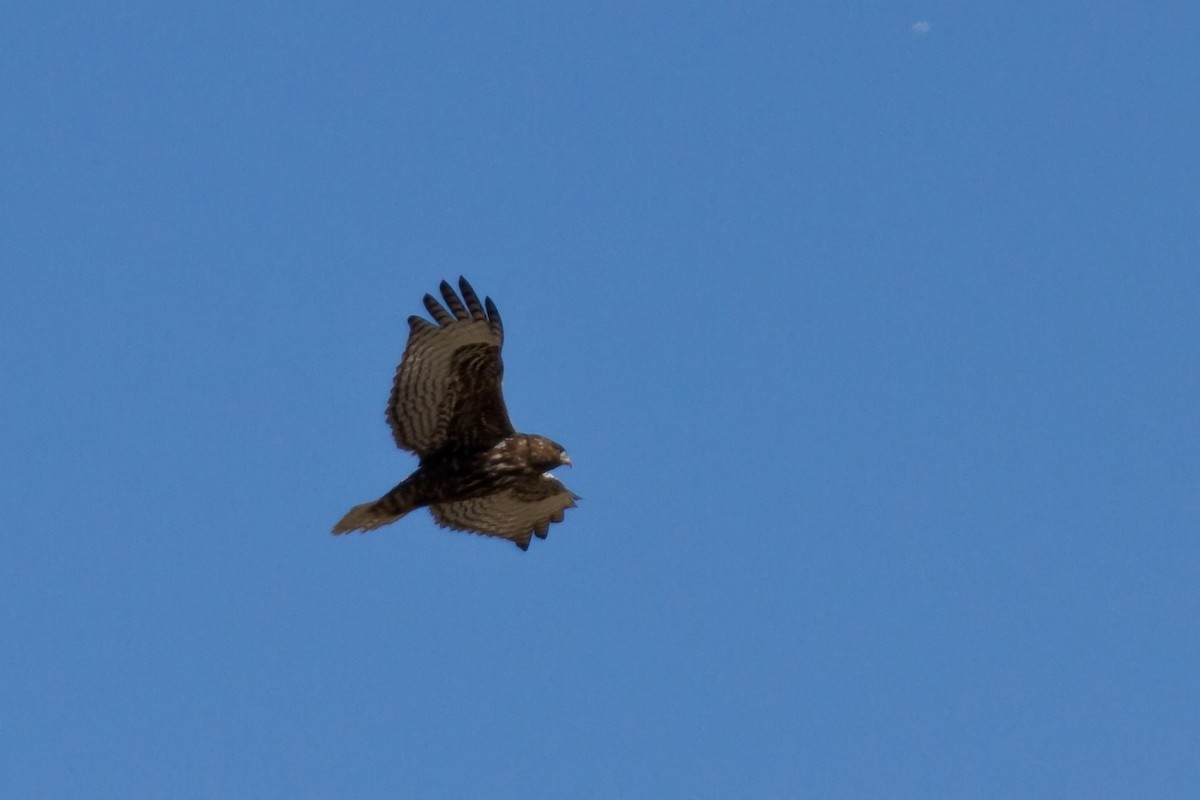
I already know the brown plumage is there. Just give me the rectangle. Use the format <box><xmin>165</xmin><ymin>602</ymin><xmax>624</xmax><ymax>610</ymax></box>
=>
<box><xmin>333</xmin><ymin>277</ymin><xmax>577</xmax><ymax>550</ymax></box>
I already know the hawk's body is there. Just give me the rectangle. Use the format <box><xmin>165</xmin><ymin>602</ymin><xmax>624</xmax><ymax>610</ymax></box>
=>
<box><xmin>333</xmin><ymin>277</ymin><xmax>576</xmax><ymax>550</ymax></box>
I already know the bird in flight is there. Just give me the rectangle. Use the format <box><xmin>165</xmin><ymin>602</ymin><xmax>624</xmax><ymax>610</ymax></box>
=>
<box><xmin>332</xmin><ymin>277</ymin><xmax>577</xmax><ymax>550</ymax></box>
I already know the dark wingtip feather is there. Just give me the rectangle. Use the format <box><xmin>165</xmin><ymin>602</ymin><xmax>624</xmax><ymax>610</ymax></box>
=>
<box><xmin>423</xmin><ymin>292</ymin><xmax>454</xmax><ymax>325</ymax></box>
<box><xmin>458</xmin><ymin>277</ymin><xmax>488</xmax><ymax>321</ymax></box>
<box><xmin>484</xmin><ymin>296</ymin><xmax>504</xmax><ymax>341</ymax></box>
<box><xmin>439</xmin><ymin>280</ymin><xmax>470</xmax><ymax>320</ymax></box>
<box><xmin>514</xmin><ymin>539</ymin><xmax>530</xmax><ymax>551</ymax></box>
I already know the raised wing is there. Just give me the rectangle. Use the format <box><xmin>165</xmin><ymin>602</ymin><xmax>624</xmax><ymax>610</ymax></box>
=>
<box><xmin>428</xmin><ymin>474</ymin><xmax>578</xmax><ymax>550</ymax></box>
<box><xmin>387</xmin><ymin>277</ymin><xmax>513</xmax><ymax>456</ymax></box>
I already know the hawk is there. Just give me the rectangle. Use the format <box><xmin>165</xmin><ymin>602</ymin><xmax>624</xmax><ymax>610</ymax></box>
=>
<box><xmin>332</xmin><ymin>277</ymin><xmax>577</xmax><ymax>550</ymax></box>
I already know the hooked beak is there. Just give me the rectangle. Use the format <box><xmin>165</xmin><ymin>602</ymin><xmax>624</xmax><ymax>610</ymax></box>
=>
<box><xmin>561</xmin><ymin>453</ymin><xmax>573</xmax><ymax>467</ymax></box>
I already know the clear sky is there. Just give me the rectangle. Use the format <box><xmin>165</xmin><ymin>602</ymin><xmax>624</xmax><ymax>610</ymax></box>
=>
<box><xmin>3</xmin><ymin>3</ymin><xmax>1198</xmax><ymax>798</ymax></box>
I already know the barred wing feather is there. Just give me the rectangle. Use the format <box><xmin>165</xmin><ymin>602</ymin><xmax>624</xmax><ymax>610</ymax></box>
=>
<box><xmin>387</xmin><ymin>277</ymin><xmax>513</xmax><ymax>455</ymax></box>
<box><xmin>429</xmin><ymin>475</ymin><xmax>578</xmax><ymax>550</ymax></box>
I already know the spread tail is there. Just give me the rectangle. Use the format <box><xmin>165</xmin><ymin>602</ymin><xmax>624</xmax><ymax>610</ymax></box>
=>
<box><xmin>332</xmin><ymin>481</ymin><xmax>420</xmax><ymax>535</ymax></box>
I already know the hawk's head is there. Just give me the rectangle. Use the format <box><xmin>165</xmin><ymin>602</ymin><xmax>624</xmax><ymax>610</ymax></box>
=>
<box><xmin>523</xmin><ymin>435</ymin><xmax>572</xmax><ymax>471</ymax></box>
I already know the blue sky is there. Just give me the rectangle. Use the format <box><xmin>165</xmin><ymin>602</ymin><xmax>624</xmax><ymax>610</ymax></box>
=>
<box><xmin>3</xmin><ymin>2</ymin><xmax>1198</xmax><ymax>798</ymax></box>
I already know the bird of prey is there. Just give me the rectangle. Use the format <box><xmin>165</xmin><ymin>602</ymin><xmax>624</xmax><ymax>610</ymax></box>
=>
<box><xmin>332</xmin><ymin>277</ymin><xmax>577</xmax><ymax>550</ymax></box>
